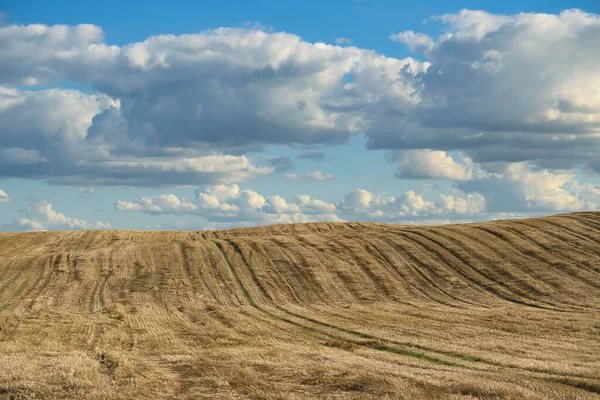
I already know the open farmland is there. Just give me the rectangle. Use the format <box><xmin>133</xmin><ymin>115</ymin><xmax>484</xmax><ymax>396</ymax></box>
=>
<box><xmin>0</xmin><ymin>212</ymin><xmax>599</xmax><ymax>399</ymax></box>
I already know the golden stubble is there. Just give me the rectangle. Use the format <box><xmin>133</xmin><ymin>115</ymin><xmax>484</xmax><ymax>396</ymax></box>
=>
<box><xmin>0</xmin><ymin>212</ymin><xmax>599</xmax><ymax>399</ymax></box>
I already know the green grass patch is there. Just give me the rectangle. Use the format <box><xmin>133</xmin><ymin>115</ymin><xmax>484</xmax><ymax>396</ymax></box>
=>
<box><xmin>12</xmin><ymin>280</ymin><xmax>28</xmax><ymax>299</ymax></box>
<box><xmin>369</xmin><ymin>342</ymin><xmax>457</xmax><ymax>366</ymax></box>
<box><xmin>0</xmin><ymin>279</ymin><xmax>14</xmax><ymax>296</ymax></box>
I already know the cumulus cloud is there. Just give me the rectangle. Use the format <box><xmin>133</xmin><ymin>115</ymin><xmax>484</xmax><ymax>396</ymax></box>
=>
<box><xmin>0</xmin><ymin>10</ymin><xmax>599</xmax><ymax>220</ymax></box>
<box><xmin>340</xmin><ymin>188</ymin><xmax>486</xmax><ymax>221</ymax></box>
<box><xmin>0</xmin><ymin>188</ymin><xmax>14</xmax><ymax>204</ymax></box>
<box><xmin>26</xmin><ymin>200</ymin><xmax>112</xmax><ymax>230</ymax></box>
<box><xmin>116</xmin><ymin>183</ymin><xmax>490</xmax><ymax>229</ymax></box>
<box><xmin>0</xmin><ymin>23</ymin><xmax>427</xmax><ymax>186</ymax></box>
<box><xmin>389</xmin><ymin>31</ymin><xmax>434</xmax><ymax>52</ymax></box>
<box><xmin>0</xmin><ymin>218</ymin><xmax>46</xmax><ymax>232</ymax></box>
<box><xmin>116</xmin><ymin>184</ymin><xmax>339</xmax><ymax>227</ymax></box>
<box><xmin>376</xmin><ymin>9</ymin><xmax>600</xmax><ymax>174</ymax></box>
<box><xmin>285</xmin><ymin>170</ymin><xmax>333</xmax><ymax>181</ymax></box>
<box><xmin>394</xmin><ymin>150</ymin><xmax>475</xmax><ymax>180</ymax></box>
<box><xmin>458</xmin><ymin>162</ymin><xmax>600</xmax><ymax>213</ymax></box>
<box><xmin>0</xmin><ymin>199</ymin><xmax>111</xmax><ymax>231</ymax></box>
<box><xmin>0</xmin><ymin>86</ymin><xmax>273</xmax><ymax>185</ymax></box>
<box><xmin>116</xmin><ymin>193</ymin><xmax>197</xmax><ymax>214</ymax></box>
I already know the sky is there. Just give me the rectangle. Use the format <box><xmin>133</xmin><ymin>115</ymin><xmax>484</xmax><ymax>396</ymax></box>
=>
<box><xmin>0</xmin><ymin>0</ymin><xmax>599</xmax><ymax>231</ymax></box>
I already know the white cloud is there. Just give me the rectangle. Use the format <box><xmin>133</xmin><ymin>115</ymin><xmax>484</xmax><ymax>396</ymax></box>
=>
<box><xmin>285</xmin><ymin>170</ymin><xmax>333</xmax><ymax>181</ymax></box>
<box><xmin>395</xmin><ymin>150</ymin><xmax>474</xmax><ymax>180</ymax></box>
<box><xmin>0</xmin><ymin>24</ymin><xmax>426</xmax><ymax>186</ymax></box>
<box><xmin>0</xmin><ymin>199</ymin><xmax>111</xmax><ymax>231</ymax></box>
<box><xmin>457</xmin><ymin>162</ymin><xmax>600</xmax><ymax>212</ymax></box>
<box><xmin>0</xmin><ymin>13</ymin><xmax>598</xmax><ymax>181</ymax></box>
<box><xmin>0</xmin><ymin>218</ymin><xmax>46</xmax><ymax>232</ymax></box>
<box><xmin>116</xmin><ymin>194</ymin><xmax>197</xmax><ymax>215</ymax></box>
<box><xmin>503</xmin><ymin>164</ymin><xmax>584</xmax><ymax>211</ymax></box>
<box><xmin>375</xmin><ymin>9</ymin><xmax>600</xmax><ymax>173</ymax></box>
<box><xmin>0</xmin><ymin>10</ymin><xmax>599</xmax><ymax>217</ymax></box>
<box><xmin>438</xmin><ymin>192</ymin><xmax>486</xmax><ymax>215</ymax></box>
<box><xmin>0</xmin><ymin>86</ymin><xmax>273</xmax><ymax>186</ymax></box>
<box><xmin>116</xmin><ymin>183</ymin><xmax>490</xmax><ymax>228</ymax></box>
<box><xmin>339</xmin><ymin>188</ymin><xmax>484</xmax><ymax>221</ymax></box>
<box><xmin>25</xmin><ymin>200</ymin><xmax>112</xmax><ymax>230</ymax></box>
<box><xmin>389</xmin><ymin>31</ymin><xmax>434</xmax><ymax>52</ymax></box>
<box><xmin>0</xmin><ymin>188</ymin><xmax>14</xmax><ymax>204</ymax></box>
<box><xmin>117</xmin><ymin>184</ymin><xmax>340</xmax><ymax>227</ymax></box>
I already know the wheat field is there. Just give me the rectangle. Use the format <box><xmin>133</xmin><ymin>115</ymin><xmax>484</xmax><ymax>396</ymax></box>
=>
<box><xmin>0</xmin><ymin>212</ymin><xmax>599</xmax><ymax>399</ymax></box>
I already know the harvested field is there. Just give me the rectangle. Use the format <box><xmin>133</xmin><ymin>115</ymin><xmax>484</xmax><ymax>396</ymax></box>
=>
<box><xmin>0</xmin><ymin>212</ymin><xmax>599</xmax><ymax>399</ymax></box>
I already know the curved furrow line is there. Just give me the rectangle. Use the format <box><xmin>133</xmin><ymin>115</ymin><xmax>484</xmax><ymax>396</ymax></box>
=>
<box><xmin>261</xmin><ymin>238</ymin><xmax>327</xmax><ymax>304</ymax></box>
<box><xmin>49</xmin><ymin>232</ymin><xmax>78</xmax><ymax>254</ymax></box>
<box><xmin>511</xmin><ymin>218</ymin><xmax>600</xmax><ymax>256</ymax></box>
<box><xmin>382</xmin><ymin>230</ymin><xmax>514</xmax><ymax>307</ymax></box>
<box><xmin>276</xmin><ymin>236</ymin><xmax>349</xmax><ymax>304</ymax></box>
<box><xmin>451</xmin><ymin>226</ymin><xmax>595</xmax><ymax>310</ymax></box>
<box><xmin>422</xmin><ymin>227</ymin><xmax>556</xmax><ymax>300</ymax></box>
<box><xmin>374</xmin><ymin>234</ymin><xmax>484</xmax><ymax>307</ymax></box>
<box><xmin>0</xmin><ymin>259</ymin><xmax>24</xmax><ymax>304</ymax></box>
<box><xmin>98</xmin><ymin>277</ymin><xmax>109</xmax><ymax>313</ymax></box>
<box><xmin>0</xmin><ymin>255</ymin><xmax>17</xmax><ymax>289</ymax></box>
<box><xmin>89</xmin><ymin>250</ymin><xmax>114</xmax><ymax>314</ymax></box>
<box><xmin>562</xmin><ymin>214</ymin><xmax>600</xmax><ymax>234</ymax></box>
<box><xmin>542</xmin><ymin>217</ymin><xmax>600</xmax><ymax>252</ymax></box>
<box><xmin>51</xmin><ymin>253</ymin><xmax>80</xmax><ymax>308</ymax></box>
<box><xmin>177</xmin><ymin>241</ymin><xmax>218</xmax><ymax>299</ymax></box>
<box><xmin>101</xmin><ymin>249</ymin><xmax>117</xmax><ymax>312</ymax></box>
<box><xmin>253</xmin><ymin>240</ymin><xmax>304</xmax><ymax>304</ymax></box>
<box><xmin>73</xmin><ymin>231</ymin><xmax>93</xmax><ymax>252</ymax></box>
<box><xmin>25</xmin><ymin>255</ymin><xmax>59</xmax><ymax>312</ymax></box>
<box><xmin>177</xmin><ymin>241</ymin><xmax>197</xmax><ymax>290</ymax></box>
<box><xmin>223</xmin><ymin>239</ymin><xmax>275</xmax><ymax>305</ymax></box>
<box><xmin>398</xmin><ymin>229</ymin><xmax>562</xmax><ymax>310</ymax></box>
<box><xmin>0</xmin><ymin>234</ymin><xmax>51</xmax><ymax>287</ymax></box>
<box><xmin>203</xmin><ymin>242</ymin><xmax>249</xmax><ymax>307</ymax></box>
<box><xmin>212</xmin><ymin>238</ymin><xmax>476</xmax><ymax>367</ymax></box>
<box><xmin>539</xmin><ymin>217</ymin><xmax>600</xmax><ymax>262</ymax></box>
<box><xmin>223</xmin><ymin>237</ymin><xmax>597</xmax><ymax>385</ymax></box>
<box><xmin>439</xmin><ymin>226</ymin><xmax>590</xmax><ymax>305</ymax></box>
<box><xmin>514</xmin><ymin>218</ymin><xmax>600</xmax><ymax>279</ymax></box>
<box><xmin>324</xmin><ymin>236</ymin><xmax>395</xmax><ymax>300</ymax></box>
<box><xmin>414</xmin><ymin>227</ymin><xmax>575</xmax><ymax>310</ymax></box>
<box><xmin>350</xmin><ymin>233</ymin><xmax>464</xmax><ymax>305</ymax></box>
<box><xmin>212</xmin><ymin>240</ymin><xmax>269</xmax><ymax>306</ymax></box>
<box><xmin>347</xmin><ymin>235</ymin><xmax>428</xmax><ymax>306</ymax></box>
<box><xmin>496</xmin><ymin>221</ymin><xmax>600</xmax><ymax>295</ymax></box>
<box><xmin>292</xmin><ymin>235</ymin><xmax>371</xmax><ymax>301</ymax></box>
<box><xmin>525</xmin><ymin>218</ymin><xmax>600</xmax><ymax>276</ymax></box>
<box><xmin>278</xmin><ymin>304</ymin><xmax>600</xmax><ymax>391</ymax></box>
<box><xmin>261</xmin><ymin>238</ymin><xmax>321</xmax><ymax>303</ymax></box>
<box><xmin>217</xmin><ymin>241</ymin><xmax>460</xmax><ymax>363</ymax></box>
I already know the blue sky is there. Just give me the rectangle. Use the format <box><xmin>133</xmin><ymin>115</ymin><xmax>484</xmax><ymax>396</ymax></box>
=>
<box><xmin>0</xmin><ymin>1</ymin><xmax>599</xmax><ymax>231</ymax></box>
<box><xmin>6</xmin><ymin>1</ymin><xmax>598</xmax><ymax>44</ymax></box>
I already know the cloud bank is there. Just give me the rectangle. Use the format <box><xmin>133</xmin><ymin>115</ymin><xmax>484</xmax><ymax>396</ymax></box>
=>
<box><xmin>1</xmin><ymin>9</ymin><xmax>600</xmax><ymax>230</ymax></box>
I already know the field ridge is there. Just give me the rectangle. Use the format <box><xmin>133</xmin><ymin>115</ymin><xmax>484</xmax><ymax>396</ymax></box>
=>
<box><xmin>0</xmin><ymin>212</ymin><xmax>599</xmax><ymax>399</ymax></box>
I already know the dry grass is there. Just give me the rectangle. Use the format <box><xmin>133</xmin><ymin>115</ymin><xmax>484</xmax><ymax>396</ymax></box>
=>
<box><xmin>0</xmin><ymin>212</ymin><xmax>599</xmax><ymax>399</ymax></box>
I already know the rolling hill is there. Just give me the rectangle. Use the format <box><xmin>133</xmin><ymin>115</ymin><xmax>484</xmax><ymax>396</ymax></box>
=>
<box><xmin>0</xmin><ymin>212</ymin><xmax>599</xmax><ymax>399</ymax></box>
